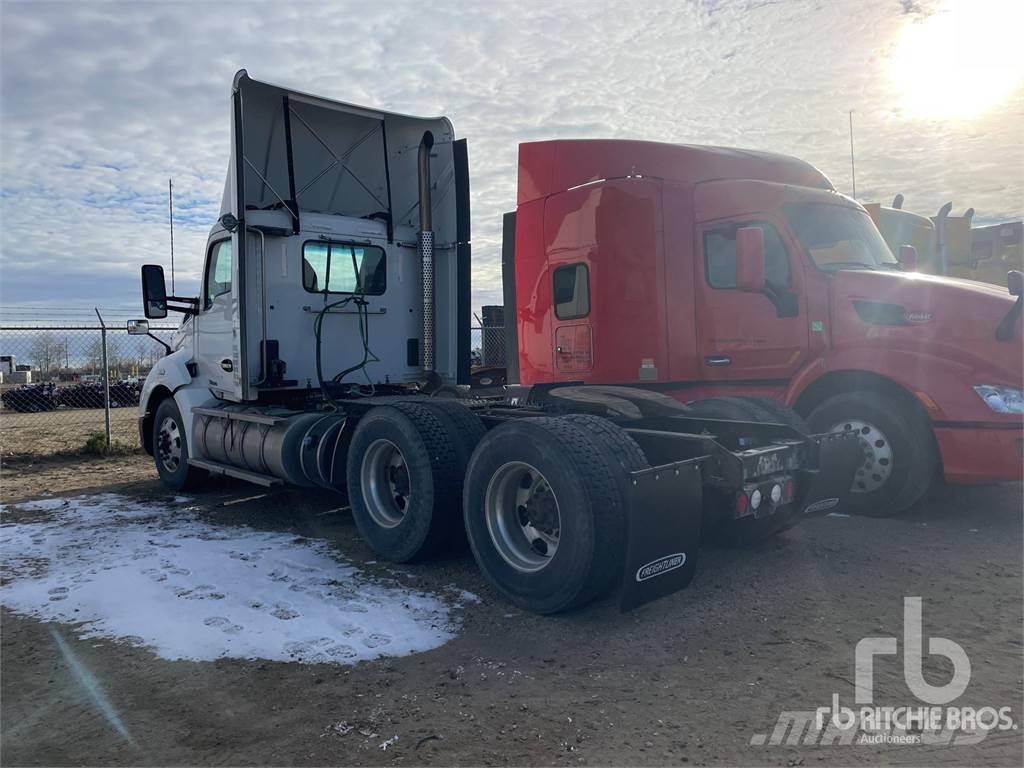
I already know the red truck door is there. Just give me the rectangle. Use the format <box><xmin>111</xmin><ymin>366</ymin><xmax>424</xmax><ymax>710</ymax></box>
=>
<box><xmin>694</xmin><ymin>216</ymin><xmax>809</xmax><ymax>381</ymax></box>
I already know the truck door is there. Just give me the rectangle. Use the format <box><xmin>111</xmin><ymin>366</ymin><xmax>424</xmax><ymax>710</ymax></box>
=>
<box><xmin>194</xmin><ymin>237</ymin><xmax>240</xmax><ymax>397</ymax></box>
<box><xmin>551</xmin><ymin>262</ymin><xmax>593</xmax><ymax>375</ymax></box>
<box><xmin>694</xmin><ymin>217</ymin><xmax>808</xmax><ymax>381</ymax></box>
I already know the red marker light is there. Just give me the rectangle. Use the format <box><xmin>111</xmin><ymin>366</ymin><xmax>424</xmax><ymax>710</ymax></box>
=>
<box><xmin>735</xmin><ymin>493</ymin><xmax>749</xmax><ymax>515</ymax></box>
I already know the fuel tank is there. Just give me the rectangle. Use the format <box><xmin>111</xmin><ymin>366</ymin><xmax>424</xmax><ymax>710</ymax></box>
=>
<box><xmin>191</xmin><ymin>405</ymin><xmax>346</xmax><ymax>489</ymax></box>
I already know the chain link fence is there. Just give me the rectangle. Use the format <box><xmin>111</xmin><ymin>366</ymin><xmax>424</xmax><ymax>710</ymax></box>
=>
<box><xmin>3</xmin><ymin>320</ymin><xmax>509</xmax><ymax>458</ymax></box>
<box><xmin>470</xmin><ymin>325</ymin><xmax>506</xmax><ymax>369</ymax></box>
<box><xmin>0</xmin><ymin>324</ymin><xmax>177</xmax><ymax>457</ymax></box>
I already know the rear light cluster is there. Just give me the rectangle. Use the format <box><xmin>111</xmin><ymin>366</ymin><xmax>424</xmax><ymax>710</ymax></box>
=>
<box><xmin>734</xmin><ymin>476</ymin><xmax>795</xmax><ymax>518</ymax></box>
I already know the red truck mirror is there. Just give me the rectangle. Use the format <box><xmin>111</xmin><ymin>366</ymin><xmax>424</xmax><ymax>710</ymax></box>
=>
<box><xmin>735</xmin><ymin>227</ymin><xmax>766</xmax><ymax>293</ymax></box>
<box><xmin>1007</xmin><ymin>270</ymin><xmax>1023</xmax><ymax>297</ymax></box>
<box><xmin>898</xmin><ymin>244</ymin><xmax>918</xmax><ymax>270</ymax></box>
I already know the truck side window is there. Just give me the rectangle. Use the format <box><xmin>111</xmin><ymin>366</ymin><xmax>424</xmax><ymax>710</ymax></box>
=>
<box><xmin>704</xmin><ymin>222</ymin><xmax>791</xmax><ymax>289</ymax></box>
<box><xmin>552</xmin><ymin>263</ymin><xmax>590</xmax><ymax>320</ymax></box>
<box><xmin>204</xmin><ymin>240</ymin><xmax>233</xmax><ymax>309</ymax></box>
<box><xmin>302</xmin><ymin>241</ymin><xmax>386</xmax><ymax>295</ymax></box>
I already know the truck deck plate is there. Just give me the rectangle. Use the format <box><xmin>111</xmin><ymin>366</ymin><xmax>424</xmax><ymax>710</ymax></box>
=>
<box><xmin>188</xmin><ymin>458</ymin><xmax>283</xmax><ymax>487</ymax></box>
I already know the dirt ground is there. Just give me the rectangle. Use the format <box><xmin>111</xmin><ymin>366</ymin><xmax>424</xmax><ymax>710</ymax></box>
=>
<box><xmin>1</xmin><ymin>453</ymin><xmax>1021</xmax><ymax>767</ymax></box>
<box><xmin>0</xmin><ymin>407</ymin><xmax>138</xmax><ymax>456</ymax></box>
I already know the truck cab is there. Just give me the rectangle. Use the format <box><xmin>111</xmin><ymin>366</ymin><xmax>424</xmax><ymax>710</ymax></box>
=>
<box><xmin>137</xmin><ymin>71</ymin><xmax>471</xmax><ymax>454</ymax></box>
<box><xmin>507</xmin><ymin>140</ymin><xmax>1023</xmax><ymax>514</ymax></box>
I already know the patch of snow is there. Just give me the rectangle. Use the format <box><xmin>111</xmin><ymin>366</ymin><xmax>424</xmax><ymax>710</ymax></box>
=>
<box><xmin>0</xmin><ymin>494</ymin><xmax>461</xmax><ymax>665</ymax></box>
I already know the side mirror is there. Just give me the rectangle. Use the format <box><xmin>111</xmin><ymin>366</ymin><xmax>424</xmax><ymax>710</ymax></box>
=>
<box><xmin>735</xmin><ymin>227</ymin><xmax>766</xmax><ymax>293</ymax></box>
<box><xmin>1008</xmin><ymin>270</ymin><xmax>1023</xmax><ymax>297</ymax></box>
<box><xmin>898</xmin><ymin>244</ymin><xmax>918</xmax><ymax>270</ymax></box>
<box><xmin>141</xmin><ymin>265</ymin><xmax>168</xmax><ymax>319</ymax></box>
<box><xmin>126</xmin><ymin>319</ymin><xmax>150</xmax><ymax>336</ymax></box>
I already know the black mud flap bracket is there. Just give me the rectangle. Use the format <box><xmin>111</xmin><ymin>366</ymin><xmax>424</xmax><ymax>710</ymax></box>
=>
<box><xmin>619</xmin><ymin>460</ymin><xmax>703</xmax><ymax>612</ymax></box>
<box><xmin>796</xmin><ymin>431</ymin><xmax>863</xmax><ymax>516</ymax></box>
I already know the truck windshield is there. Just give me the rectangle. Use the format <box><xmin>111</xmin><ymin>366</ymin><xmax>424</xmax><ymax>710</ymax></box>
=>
<box><xmin>784</xmin><ymin>204</ymin><xmax>898</xmax><ymax>271</ymax></box>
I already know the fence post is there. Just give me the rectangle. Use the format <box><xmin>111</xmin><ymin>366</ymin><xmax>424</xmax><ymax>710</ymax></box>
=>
<box><xmin>95</xmin><ymin>309</ymin><xmax>111</xmax><ymax>447</ymax></box>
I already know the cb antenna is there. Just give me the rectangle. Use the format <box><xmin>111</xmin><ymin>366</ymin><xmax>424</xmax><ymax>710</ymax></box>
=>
<box><xmin>168</xmin><ymin>178</ymin><xmax>176</xmax><ymax>293</ymax></box>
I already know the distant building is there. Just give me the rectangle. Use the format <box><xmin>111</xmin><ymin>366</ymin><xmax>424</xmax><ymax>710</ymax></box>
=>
<box><xmin>0</xmin><ymin>370</ymin><xmax>32</xmax><ymax>385</ymax></box>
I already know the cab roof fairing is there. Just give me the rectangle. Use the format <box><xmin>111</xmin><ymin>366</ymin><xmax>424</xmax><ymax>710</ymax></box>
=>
<box><xmin>516</xmin><ymin>139</ymin><xmax>834</xmax><ymax>205</ymax></box>
<box><xmin>218</xmin><ymin>71</ymin><xmax>457</xmax><ymax>244</ymax></box>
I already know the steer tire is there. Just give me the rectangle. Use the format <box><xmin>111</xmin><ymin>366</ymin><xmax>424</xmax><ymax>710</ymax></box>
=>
<box><xmin>806</xmin><ymin>391</ymin><xmax>935</xmax><ymax>517</ymax></box>
<box><xmin>687</xmin><ymin>396</ymin><xmax>807</xmax><ymax>432</ymax></box>
<box><xmin>153</xmin><ymin>398</ymin><xmax>207</xmax><ymax>491</ymax></box>
<box><xmin>731</xmin><ymin>396</ymin><xmax>809</xmax><ymax>434</ymax></box>
<box><xmin>346</xmin><ymin>403</ymin><xmax>461</xmax><ymax>562</ymax></box>
<box><xmin>463</xmin><ymin>417</ymin><xmax>627</xmax><ymax>614</ymax></box>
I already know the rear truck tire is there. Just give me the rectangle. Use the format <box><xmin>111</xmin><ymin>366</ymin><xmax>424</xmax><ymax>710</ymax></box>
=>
<box><xmin>559</xmin><ymin>414</ymin><xmax>651</xmax><ymax>603</ymax></box>
<box><xmin>346</xmin><ymin>403</ymin><xmax>461</xmax><ymax>562</ymax></box>
<box><xmin>425</xmin><ymin>400</ymin><xmax>487</xmax><ymax>466</ymax></box>
<box><xmin>153</xmin><ymin>397</ymin><xmax>208</xmax><ymax>491</ymax></box>
<box><xmin>421</xmin><ymin>400</ymin><xmax>488</xmax><ymax>550</ymax></box>
<box><xmin>806</xmin><ymin>391</ymin><xmax>935</xmax><ymax>517</ymax></box>
<box><xmin>463</xmin><ymin>417</ymin><xmax>630</xmax><ymax>614</ymax></box>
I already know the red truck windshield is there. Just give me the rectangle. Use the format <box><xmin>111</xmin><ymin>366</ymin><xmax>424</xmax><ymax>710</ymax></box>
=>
<box><xmin>785</xmin><ymin>203</ymin><xmax>898</xmax><ymax>271</ymax></box>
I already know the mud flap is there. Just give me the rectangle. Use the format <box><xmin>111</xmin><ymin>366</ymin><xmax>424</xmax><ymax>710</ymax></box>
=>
<box><xmin>620</xmin><ymin>461</ymin><xmax>703</xmax><ymax>611</ymax></box>
<box><xmin>797</xmin><ymin>432</ymin><xmax>863</xmax><ymax>516</ymax></box>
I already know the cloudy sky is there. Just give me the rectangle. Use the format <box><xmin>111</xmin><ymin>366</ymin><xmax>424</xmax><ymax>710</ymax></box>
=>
<box><xmin>1</xmin><ymin>0</ymin><xmax>1022</xmax><ymax>321</ymax></box>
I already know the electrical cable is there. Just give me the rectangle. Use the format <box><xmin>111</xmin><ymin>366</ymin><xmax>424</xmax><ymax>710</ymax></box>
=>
<box><xmin>313</xmin><ymin>245</ymin><xmax>382</xmax><ymax>407</ymax></box>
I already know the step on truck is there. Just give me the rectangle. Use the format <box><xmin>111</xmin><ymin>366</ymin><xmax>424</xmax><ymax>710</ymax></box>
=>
<box><xmin>131</xmin><ymin>71</ymin><xmax>861</xmax><ymax>614</ymax></box>
<box><xmin>502</xmin><ymin>141</ymin><xmax>1024</xmax><ymax>516</ymax></box>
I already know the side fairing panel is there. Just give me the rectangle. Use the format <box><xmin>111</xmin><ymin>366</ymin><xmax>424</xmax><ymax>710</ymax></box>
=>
<box><xmin>517</xmin><ymin>178</ymin><xmax>669</xmax><ymax>385</ymax></box>
<box><xmin>514</xmin><ymin>199</ymin><xmax>551</xmax><ymax>383</ymax></box>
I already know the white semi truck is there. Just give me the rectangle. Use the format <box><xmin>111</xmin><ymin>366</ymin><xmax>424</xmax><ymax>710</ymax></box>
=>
<box><xmin>131</xmin><ymin>71</ymin><xmax>860</xmax><ymax>614</ymax></box>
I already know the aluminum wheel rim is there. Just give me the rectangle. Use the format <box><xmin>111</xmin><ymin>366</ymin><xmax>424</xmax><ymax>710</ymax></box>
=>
<box><xmin>361</xmin><ymin>439</ymin><xmax>411</xmax><ymax>528</ymax></box>
<box><xmin>830</xmin><ymin>419</ymin><xmax>894</xmax><ymax>493</ymax></box>
<box><xmin>157</xmin><ymin>415</ymin><xmax>182</xmax><ymax>473</ymax></box>
<box><xmin>484</xmin><ymin>461</ymin><xmax>561</xmax><ymax>573</ymax></box>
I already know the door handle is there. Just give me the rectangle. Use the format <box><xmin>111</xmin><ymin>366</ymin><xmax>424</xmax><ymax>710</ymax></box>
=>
<box><xmin>704</xmin><ymin>356</ymin><xmax>731</xmax><ymax>366</ymax></box>
<box><xmin>220</xmin><ymin>359</ymin><xmax>233</xmax><ymax>372</ymax></box>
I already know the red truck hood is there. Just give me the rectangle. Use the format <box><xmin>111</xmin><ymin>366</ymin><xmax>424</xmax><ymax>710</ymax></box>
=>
<box><xmin>830</xmin><ymin>269</ymin><xmax>1022</xmax><ymax>386</ymax></box>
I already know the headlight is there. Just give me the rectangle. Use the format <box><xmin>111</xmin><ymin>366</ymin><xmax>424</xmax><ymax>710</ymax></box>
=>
<box><xmin>973</xmin><ymin>385</ymin><xmax>1024</xmax><ymax>414</ymax></box>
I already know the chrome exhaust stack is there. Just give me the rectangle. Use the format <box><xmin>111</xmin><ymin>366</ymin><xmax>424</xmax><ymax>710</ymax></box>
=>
<box><xmin>418</xmin><ymin>131</ymin><xmax>435</xmax><ymax>373</ymax></box>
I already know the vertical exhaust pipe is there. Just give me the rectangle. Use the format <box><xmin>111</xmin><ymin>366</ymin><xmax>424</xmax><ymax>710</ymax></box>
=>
<box><xmin>418</xmin><ymin>131</ymin><xmax>435</xmax><ymax>372</ymax></box>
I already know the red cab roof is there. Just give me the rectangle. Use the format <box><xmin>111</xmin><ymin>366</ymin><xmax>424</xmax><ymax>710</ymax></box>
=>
<box><xmin>517</xmin><ymin>139</ymin><xmax>833</xmax><ymax>205</ymax></box>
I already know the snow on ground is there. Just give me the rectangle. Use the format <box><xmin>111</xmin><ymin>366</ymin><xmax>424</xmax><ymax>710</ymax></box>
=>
<box><xmin>0</xmin><ymin>493</ymin><xmax>467</xmax><ymax>664</ymax></box>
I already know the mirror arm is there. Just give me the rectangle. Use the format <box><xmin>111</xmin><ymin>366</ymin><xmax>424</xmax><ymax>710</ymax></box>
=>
<box><xmin>147</xmin><ymin>333</ymin><xmax>173</xmax><ymax>356</ymax></box>
<box><xmin>995</xmin><ymin>296</ymin><xmax>1022</xmax><ymax>342</ymax></box>
<box><xmin>163</xmin><ymin>296</ymin><xmax>200</xmax><ymax>316</ymax></box>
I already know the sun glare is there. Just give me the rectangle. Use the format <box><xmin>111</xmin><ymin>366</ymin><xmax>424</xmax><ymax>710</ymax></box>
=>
<box><xmin>891</xmin><ymin>0</ymin><xmax>1024</xmax><ymax>119</ymax></box>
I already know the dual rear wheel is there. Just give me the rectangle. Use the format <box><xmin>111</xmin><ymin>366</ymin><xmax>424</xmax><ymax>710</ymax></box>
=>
<box><xmin>346</xmin><ymin>404</ymin><xmax>645</xmax><ymax>613</ymax></box>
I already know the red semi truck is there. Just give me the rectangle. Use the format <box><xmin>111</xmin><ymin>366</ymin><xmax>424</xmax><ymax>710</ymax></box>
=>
<box><xmin>501</xmin><ymin>140</ymin><xmax>1023</xmax><ymax>515</ymax></box>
